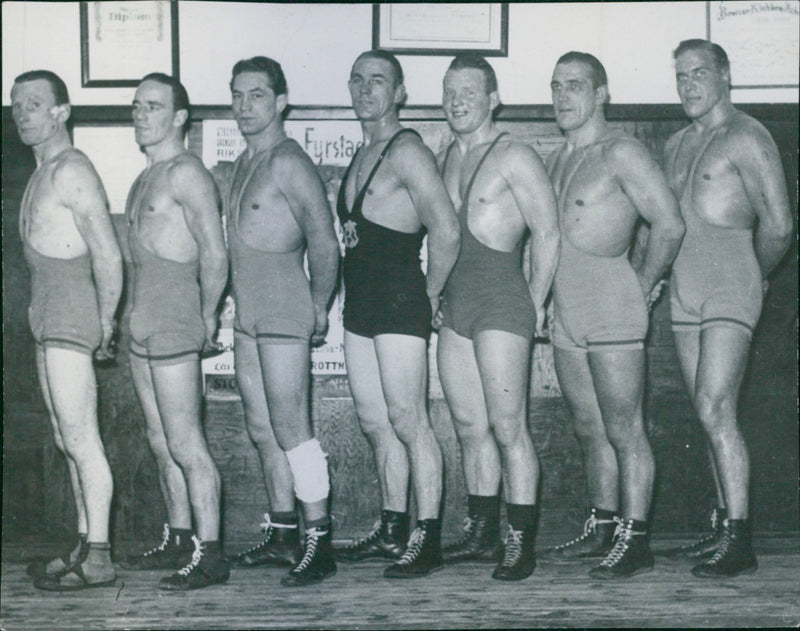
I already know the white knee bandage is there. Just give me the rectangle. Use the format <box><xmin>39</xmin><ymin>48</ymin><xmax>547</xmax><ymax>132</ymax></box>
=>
<box><xmin>285</xmin><ymin>438</ymin><xmax>330</xmax><ymax>503</ymax></box>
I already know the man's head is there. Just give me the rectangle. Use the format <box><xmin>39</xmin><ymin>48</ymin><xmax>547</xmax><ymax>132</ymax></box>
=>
<box><xmin>229</xmin><ymin>56</ymin><xmax>289</xmax><ymax>137</ymax></box>
<box><xmin>673</xmin><ymin>39</ymin><xmax>731</xmax><ymax>120</ymax></box>
<box><xmin>443</xmin><ymin>53</ymin><xmax>500</xmax><ymax>135</ymax></box>
<box><xmin>132</xmin><ymin>73</ymin><xmax>191</xmax><ymax>147</ymax></box>
<box><xmin>550</xmin><ymin>52</ymin><xmax>609</xmax><ymax>132</ymax></box>
<box><xmin>11</xmin><ymin>70</ymin><xmax>71</xmax><ymax>147</ymax></box>
<box><xmin>348</xmin><ymin>50</ymin><xmax>406</xmax><ymax>121</ymax></box>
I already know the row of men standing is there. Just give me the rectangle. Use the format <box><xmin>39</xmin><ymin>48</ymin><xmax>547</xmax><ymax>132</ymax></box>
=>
<box><xmin>12</xmin><ymin>39</ymin><xmax>791</xmax><ymax>593</ymax></box>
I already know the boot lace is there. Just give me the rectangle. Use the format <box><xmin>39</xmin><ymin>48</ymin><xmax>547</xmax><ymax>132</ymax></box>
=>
<box><xmin>143</xmin><ymin>523</ymin><xmax>171</xmax><ymax>557</ymax></box>
<box><xmin>499</xmin><ymin>527</ymin><xmax>523</xmax><ymax>567</ymax></box>
<box><xmin>447</xmin><ymin>517</ymin><xmax>476</xmax><ymax>547</ymax></box>
<box><xmin>705</xmin><ymin>520</ymin><xmax>733</xmax><ymax>566</ymax></box>
<box><xmin>344</xmin><ymin>519</ymin><xmax>382</xmax><ymax>551</ymax></box>
<box><xmin>396</xmin><ymin>527</ymin><xmax>425</xmax><ymax>565</ymax></box>
<box><xmin>238</xmin><ymin>513</ymin><xmax>276</xmax><ymax>555</ymax></box>
<box><xmin>294</xmin><ymin>528</ymin><xmax>322</xmax><ymax>572</ymax></box>
<box><xmin>598</xmin><ymin>519</ymin><xmax>632</xmax><ymax>568</ymax></box>
<box><xmin>176</xmin><ymin>535</ymin><xmax>204</xmax><ymax>576</ymax></box>
<box><xmin>682</xmin><ymin>508</ymin><xmax>721</xmax><ymax>550</ymax></box>
<box><xmin>553</xmin><ymin>514</ymin><xmax>598</xmax><ymax>550</ymax></box>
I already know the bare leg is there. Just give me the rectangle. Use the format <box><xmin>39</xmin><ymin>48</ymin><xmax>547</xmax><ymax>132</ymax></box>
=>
<box><xmin>151</xmin><ymin>359</ymin><xmax>221</xmax><ymax>541</ymax></box>
<box><xmin>437</xmin><ymin>327</ymin><xmax>501</xmax><ymax>496</ymax></box>
<box><xmin>130</xmin><ymin>354</ymin><xmax>192</xmax><ymax>529</ymax></box>
<box><xmin>554</xmin><ymin>347</ymin><xmax>619</xmax><ymax>512</ymax></box>
<box><xmin>234</xmin><ymin>337</ymin><xmax>295</xmax><ymax>514</ymax></box>
<box><xmin>344</xmin><ymin>331</ymin><xmax>409</xmax><ymax>513</ymax></box>
<box><xmin>588</xmin><ymin>349</ymin><xmax>653</xmax><ymax>521</ymax></box>
<box><xmin>375</xmin><ymin>334</ymin><xmax>442</xmax><ymax>520</ymax></box>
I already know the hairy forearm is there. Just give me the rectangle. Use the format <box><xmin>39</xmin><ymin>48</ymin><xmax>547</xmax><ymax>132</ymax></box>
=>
<box><xmin>425</xmin><ymin>229</ymin><xmax>460</xmax><ymax>298</ymax></box>
<box><xmin>199</xmin><ymin>256</ymin><xmax>229</xmax><ymax>320</ymax></box>
<box><xmin>755</xmin><ymin>228</ymin><xmax>792</xmax><ymax>279</ymax></box>
<box><xmin>637</xmin><ymin>224</ymin><xmax>684</xmax><ymax>292</ymax></box>
<box><xmin>92</xmin><ymin>251</ymin><xmax>123</xmax><ymax>324</ymax></box>
<box><xmin>529</xmin><ymin>232</ymin><xmax>560</xmax><ymax>309</ymax></box>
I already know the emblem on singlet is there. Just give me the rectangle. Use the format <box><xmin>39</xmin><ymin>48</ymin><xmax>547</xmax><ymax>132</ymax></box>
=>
<box><xmin>342</xmin><ymin>219</ymin><xmax>359</xmax><ymax>249</ymax></box>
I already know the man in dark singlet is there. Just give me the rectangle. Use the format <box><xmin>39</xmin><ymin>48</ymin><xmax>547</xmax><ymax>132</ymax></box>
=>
<box><xmin>336</xmin><ymin>50</ymin><xmax>460</xmax><ymax>578</ymax></box>
<box><xmin>12</xmin><ymin>70</ymin><xmax>122</xmax><ymax>591</ymax></box>
<box><xmin>436</xmin><ymin>54</ymin><xmax>560</xmax><ymax>581</ymax></box>
<box><xmin>121</xmin><ymin>74</ymin><xmax>230</xmax><ymax>590</ymax></box>
<box><xmin>662</xmin><ymin>40</ymin><xmax>791</xmax><ymax>578</ymax></box>
<box><xmin>224</xmin><ymin>56</ymin><xmax>340</xmax><ymax>587</ymax></box>
<box><xmin>543</xmin><ymin>52</ymin><xmax>685</xmax><ymax>579</ymax></box>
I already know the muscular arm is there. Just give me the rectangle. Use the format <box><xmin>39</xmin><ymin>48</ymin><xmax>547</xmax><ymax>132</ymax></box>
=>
<box><xmin>173</xmin><ymin>159</ymin><xmax>229</xmax><ymax>347</ymax></box>
<box><xmin>730</xmin><ymin>126</ymin><xmax>793</xmax><ymax>278</ymax></box>
<box><xmin>274</xmin><ymin>151</ymin><xmax>340</xmax><ymax>343</ymax></box>
<box><xmin>393</xmin><ymin>137</ymin><xmax>460</xmax><ymax>308</ymax></box>
<box><xmin>504</xmin><ymin>144</ymin><xmax>560</xmax><ymax>335</ymax></box>
<box><xmin>611</xmin><ymin>140</ymin><xmax>685</xmax><ymax>296</ymax></box>
<box><xmin>55</xmin><ymin>156</ymin><xmax>123</xmax><ymax>357</ymax></box>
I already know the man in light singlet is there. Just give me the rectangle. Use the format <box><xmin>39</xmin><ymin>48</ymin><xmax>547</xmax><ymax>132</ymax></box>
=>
<box><xmin>662</xmin><ymin>40</ymin><xmax>791</xmax><ymax>578</ymax></box>
<box><xmin>224</xmin><ymin>57</ymin><xmax>340</xmax><ymax>587</ymax></box>
<box><xmin>436</xmin><ymin>54</ymin><xmax>560</xmax><ymax>581</ymax></box>
<box><xmin>121</xmin><ymin>74</ymin><xmax>230</xmax><ymax>590</ymax></box>
<box><xmin>543</xmin><ymin>52</ymin><xmax>685</xmax><ymax>579</ymax></box>
<box><xmin>12</xmin><ymin>70</ymin><xmax>122</xmax><ymax>592</ymax></box>
<box><xmin>336</xmin><ymin>50</ymin><xmax>460</xmax><ymax>578</ymax></box>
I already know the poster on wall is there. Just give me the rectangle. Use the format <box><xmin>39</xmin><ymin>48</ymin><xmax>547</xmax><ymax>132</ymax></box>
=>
<box><xmin>201</xmin><ymin>119</ymin><xmax>364</xmax><ymax>397</ymax></box>
<box><xmin>707</xmin><ymin>1</ymin><xmax>799</xmax><ymax>88</ymax></box>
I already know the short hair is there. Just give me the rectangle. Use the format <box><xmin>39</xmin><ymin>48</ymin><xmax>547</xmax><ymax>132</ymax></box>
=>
<box><xmin>555</xmin><ymin>51</ymin><xmax>608</xmax><ymax>89</ymax></box>
<box><xmin>14</xmin><ymin>69</ymin><xmax>70</xmax><ymax>105</ymax></box>
<box><xmin>447</xmin><ymin>53</ymin><xmax>498</xmax><ymax>94</ymax></box>
<box><xmin>673</xmin><ymin>39</ymin><xmax>730</xmax><ymax>74</ymax></box>
<box><xmin>353</xmin><ymin>50</ymin><xmax>404</xmax><ymax>87</ymax></box>
<box><xmin>139</xmin><ymin>72</ymin><xmax>191</xmax><ymax>135</ymax></box>
<box><xmin>229</xmin><ymin>56</ymin><xmax>287</xmax><ymax>96</ymax></box>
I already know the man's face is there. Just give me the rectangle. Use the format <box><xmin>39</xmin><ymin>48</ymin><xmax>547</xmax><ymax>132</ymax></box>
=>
<box><xmin>348</xmin><ymin>57</ymin><xmax>403</xmax><ymax>122</ymax></box>
<box><xmin>550</xmin><ymin>61</ymin><xmax>601</xmax><ymax>132</ymax></box>
<box><xmin>675</xmin><ymin>49</ymin><xmax>729</xmax><ymax>120</ymax></box>
<box><xmin>132</xmin><ymin>80</ymin><xmax>182</xmax><ymax>148</ymax></box>
<box><xmin>443</xmin><ymin>68</ymin><xmax>497</xmax><ymax>135</ymax></box>
<box><xmin>231</xmin><ymin>71</ymin><xmax>286</xmax><ymax>137</ymax></box>
<box><xmin>10</xmin><ymin>79</ymin><xmax>64</xmax><ymax>148</ymax></box>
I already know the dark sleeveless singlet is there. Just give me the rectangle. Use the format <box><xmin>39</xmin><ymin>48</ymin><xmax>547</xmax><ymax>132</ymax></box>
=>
<box><xmin>336</xmin><ymin>128</ymin><xmax>431</xmax><ymax>339</ymax></box>
<box><xmin>227</xmin><ymin>141</ymin><xmax>315</xmax><ymax>343</ymax></box>
<box><xmin>439</xmin><ymin>133</ymin><xmax>536</xmax><ymax>341</ymax></box>
<box><xmin>669</xmin><ymin>120</ymin><xmax>762</xmax><ymax>335</ymax></box>
<box><xmin>128</xmin><ymin>190</ymin><xmax>206</xmax><ymax>365</ymax></box>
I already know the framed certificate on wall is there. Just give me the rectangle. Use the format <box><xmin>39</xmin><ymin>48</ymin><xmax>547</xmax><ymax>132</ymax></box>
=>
<box><xmin>373</xmin><ymin>3</ymin><xmax>508</xmax><ymax>56</ymax></box>
<box><xmin>80</xmin><ymin>1</ymin><xmax>180</xmax><ymax>87</ymax></box>
<box><xmin>707</xmin><ymin>1</ymin><xmax>799</xmax><ymax>88</ymax></box>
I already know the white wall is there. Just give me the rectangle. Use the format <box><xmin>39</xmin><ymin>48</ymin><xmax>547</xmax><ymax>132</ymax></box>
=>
<box><xmin>3</xmin><ymin>1</ymin><xmax>798</xmax><ymax>107</ymax></box>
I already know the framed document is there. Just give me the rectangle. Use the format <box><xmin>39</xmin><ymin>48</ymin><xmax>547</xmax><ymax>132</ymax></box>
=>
<box><xmin>80</xmin><ymin>1</ymin><xmax>179</xmax><ymax>87</ymax></box>
<box><xmin>707</xmin><ymin>1</ymin><xmax>799</xmax><ymax>88</ymax></box>
<box><xmin>373</xmin><ymin>3</ymin><xmax>508</xmax><ymax>56</ymax></box>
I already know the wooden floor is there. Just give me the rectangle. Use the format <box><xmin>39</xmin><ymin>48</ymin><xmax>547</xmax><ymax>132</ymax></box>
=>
<box><xmin>2</xmin><ymin>535</ymin><xmax>798</xmax><ymax>630</ymax></box>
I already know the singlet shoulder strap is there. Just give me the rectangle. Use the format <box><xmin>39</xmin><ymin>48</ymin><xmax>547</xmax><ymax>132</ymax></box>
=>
<box><xmin>464</xmin><ymin>132</ymin><xmax>509</xmax><ymax>204</ymax></box>
<box><xmin>441</xmin><ymin>141</ymin><xmax>456</xmax><ymax>175</ymax></box>
<box><xmin>357</xmin><ymin>128</ymin><xmax>421</xmax><ymax>197</ymax></box>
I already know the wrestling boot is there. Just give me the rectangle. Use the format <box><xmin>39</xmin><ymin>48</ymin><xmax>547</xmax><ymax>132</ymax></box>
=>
<box><xmin>34</xmin><ymin>542</ymin><xmax>116</xmax><ymax>592</ymax></box>
<box><xmin>589</xmin><ymin>517</ymin><xmax>654</xmax><ymax>579</ymax></box>
<box><xmin>158</xmin><ymin>536</ymin><xmax>230</xmax><ymax>591</ymax></box>
<box><xmin>337</xmin><ymin>510</ymin><xmax>408</xmax><ymax>562</ymax></box>
<box><xmin>691</xmin><ymin>519</ymin><xmax>758</xmax><ymax>578</ymax></box>
<box><xmin>27</xmin><ymin>533</ymin><xmax>87</xmax><ymax>579</ymax></box>
<box><xmin>120</xmin><ymin>523</ymin><xmax>195</xmax><ymax>570</ymax></box>
<box><xmin>229</xmin><ymin>514</ymin><xmax>302</xmax><ymax>567</ymax></box>
<box><xmin>664</xmin><ymin>507</ymin><xmax>726</xmax><ymax>559</ymax></box>
<box><xmin>539</xmin><ymin>508</ymin><xmax>616</xmax><ymax>563</ymax></box>
<box><xmin>492</xmin><ymin>526</ymin><xmax>537</xmax><ymax>581</ymax></box>
<box><xmin>281</xmin><ymin>525</ymin><xmax>337</xmax><ymax>587</ymax></box>
<box><xmin>443</xmin><ymin>515</ymin><xmax>503</xmax><ymax>564</ymax></box>
<box><xmin>384</xmin><ymin>519</ymin><xmax>444</xmax><ymax>579</ymax></box>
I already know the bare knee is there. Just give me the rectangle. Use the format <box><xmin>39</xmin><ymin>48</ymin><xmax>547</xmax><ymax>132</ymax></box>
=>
<box><xmin>695</xmin><ymin>389</ymin><xmax>737</xmax><ymax>433</ymax></box>
<box><xmin>490</xmin><ymin>415</ymin><xmax>528</xmax><ymax>449</ymax></box>
<box><xmin>387</xmin><ymin>402</ymin><xmax>425</xmax><ymax>445</ymax></box>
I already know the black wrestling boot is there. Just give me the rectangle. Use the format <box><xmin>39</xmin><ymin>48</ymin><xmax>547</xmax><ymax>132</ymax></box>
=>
<box><xmin>589</xmin><ymin>517</ymin><xmax>654</xmax><ymax>579</ymax></box>
<box><xmin>384</xmin><ymin>519</ymin><xmax>443</xmax><ymax>579</ymax></box>
<box><xmin>492</xmin><ymin>525</ymin><xmax>537</xmax><ymax>581</ymax></box>
<box><xmin>158</xmin><ymin>537</ymin><xmax>230</xmax><ymax>591</ymax></box>
<box><xmin>691</xmin><ymin>519</ymin><xmax>758</xmax><ymax>578</ymax></box>
<box><xmin>120</xmin><ymin>523</ymin><xmax>195</xmax><ymax>570</ymax></box>
<box><xmin>539</xmin><ymin>508</ymin><xmax>616</xmax><ymax>562</ymax></box>
<box><xmin>664</xmin><ymin>507</ymin><xmax>726</xmax><ymax>559</ymax></box>
<box><xmin>27</xmin><ymin>533</ymin><xmax>87</xmax><ymax>579</ymax></box>
<box><xmin>229</xmin><ymin>514</ymin><xmax>302</xmax><ymax>567</ymax></box>
<box><xmin>443</xmin><ymin>516</ymin><xmax>503</xmax><ymax>564</ymax></box>
<box><xmin>337</xmin><ymin>510</ymin><xmax>408</xmax><ymax>562</ymax></box>
<box><xmin>281</xmin><ymin>526</ymin><xmax>337</xmax><ymax>587</ymax></box>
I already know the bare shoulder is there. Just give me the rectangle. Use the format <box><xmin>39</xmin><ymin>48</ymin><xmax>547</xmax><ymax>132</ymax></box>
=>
<box><xmin>166</xmin><ymin>152</ymin><xmax>215</xmax><ymax>190</ymax></box>
<box><xmin>390</xmin><ymin>129</ymin><xmax>435</xmax><ymax>163</ymax></box>
<box><xmin>720</xmin><ymin>111</ymin><xmax>776</xmax><ymax>155</ymax></box>
<box><xmin>603</xmin><ymin>133</ymin><xmax>653</xmax><ymax>170</ymax></box>
<box><xmin>51</xmin><ymin>148</ymin><xmax>102</xmax><ymax>186</ymax></box>
<box><xmin>271</xmin><ymin>138</ymin><xmax>318</xmax><ymax>176</ymax></box>
<box><xmin>497</xmin><ymin>136</ymin><xmax>546</xmax><ymax>168</ymax></box>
